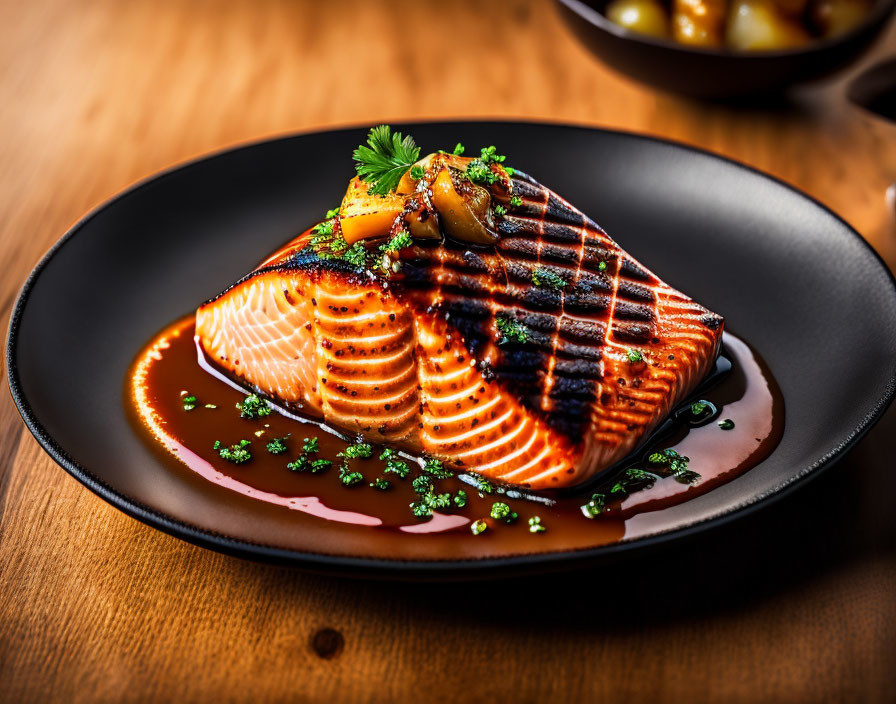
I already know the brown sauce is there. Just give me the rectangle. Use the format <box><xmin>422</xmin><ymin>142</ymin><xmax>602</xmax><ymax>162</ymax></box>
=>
<box><xmin>127</xmin><ymin>317</ymin><xmax>784</xmax><ymax>559</ymax></box>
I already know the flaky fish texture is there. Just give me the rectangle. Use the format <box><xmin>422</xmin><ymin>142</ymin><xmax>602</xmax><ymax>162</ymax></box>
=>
<box><xmin>196</xmin><ymin>170</ymin><xmax>723</xmax><ymax>490</ymax></box>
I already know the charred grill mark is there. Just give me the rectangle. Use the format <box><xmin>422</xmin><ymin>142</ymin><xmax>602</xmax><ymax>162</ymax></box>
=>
<box><xmin>610</xmin><ymin>321</ymin><xmax>655</xmax><ymax>344</ymax></box>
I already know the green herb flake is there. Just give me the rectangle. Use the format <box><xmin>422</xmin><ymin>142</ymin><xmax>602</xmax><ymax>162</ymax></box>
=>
<box><xmin>691</xmin><ymin>401</ymin><xmax>708</xmax><ymax>416</ymax></box>
<box><xmin>311</xmin><ymin>220</ymin><xmax>334</xmax><ymax>237</ymax></box>
<box><xmin>338</xmin><ymin>463</ymin><xmax>364</xmax><ymax>487</ymax></box>
<box><xmin>339</xmin><ymin>442</ymin><xmax>373</xmax><ymax>460</ymax></box>
<box><xmin>409</xmin><ymin>164</ymin><xmax>425</xmax><ymax>180</ymax></box>
<box><xmin>453</xmin><ymin>490</ymin><xmax>468</xmax><ymax>508</ymax></box>
<box><xmin>470</xmin><ymin>519</ymin><xmax>488</xmax><ymax>536</ymax></box>
<box><xmin>466</xmin><ymin>159</ymin><xmax>499</xmax><ymax>185</ymax></box>
<box><xmin>494</xmin><ymin>204</ymin><xmax>507</xmax><ymax>217</ymax></box>
<box><xmin>719</xmin><ymin>419</ymin><xmax>735</xmax><ymax>430</ymax></box>
<box><xmin>598</xmin><ymin>261</ymin><xmax>608</xmax><ymax>272</ymax></box>
<box><xmin>310</xmin><ymin>458</ymin><xmax>332</xmax><ymax>473</ymax></box>
<box><xmin>325</xmin><ymin>207</ymin><xmax>340</xmax><ymax>219</ymax></box>
<box><xmin>370</xmin><ymin>477</ymin><xmax>391</xmax><ymax>491</ymax></box>
<box><xmin>302</xmin><ymin>437</ymin><xmax>319</xmax><ymax>454</ymax></box>
<box><xmin>504</xmin><ymin>166</ymin><xmax>515</xmax><ymax>176</ymax></box>
<box><xmin>475</xmin><ymin>476</ymin><xmax>496</xmax><ymax>496</ymax></box>
<box><xmin>182</xmin><ymin>394</ymin><xmax>197</xmax><ymax>411</ymax></box>
<box><xmin>380</xmin><ymin>230</ymin><xmax>413</xmax><ymax>254</ymax></box>
<box><xmin>411</xmin><ymin>501</ymin><xmax>433</xmax><ymax>518</ymax></box>
<box><xmin>626</xmin><ymin>348</ymin><xmax>644</xmax><ymax>364</ymax></box>
<box><xmin>581</xmin><ymin>493</ymin><xmax>606</xmax><ymax>519</ymax></box>
<box><xmin>422</xmin><ymin>456</ymin><xmax>453</xmax><ymax>479</ymax></box>
<box><xmin>479</xmin><ymin>146</ymin><xmax>506</xmax><ymax>165</ymax></box>
<box><xmin>384</xmin><ymin>458</ymin><xmax>411</xmax><ymax>478</ymax></box>
<box><xmin>411</xmin><ymin>475</ymin><xmax>433</xmax><ymax>494</ymax></box>
<box><xmin>532</xmin><ymin>267</ymin><xmax>567</xmax><ymax>290</ymax></box>
<box><xmin>528</xmin><ymin>516</ymin><xmax>546</xmax><ymax>533</ymax></box>
<box><xmin>341</xmin><ymin>242</ymin><xmax>368</xmax><ymax>268</ymax></box>
<box><xmin>452</xmin><ymin>142</ymin><xmax>465</xmax><ymax>156</ymax></box>
<box><xmin>237</xmin><ymin>394</ymin><xmax>272</xmax><ymax>419</ymax></box>
<box><xmin>495</xmin><ymin>314</ymin><xmax>530</xmax><ymax>345</ymax></box>
<box><xmin>286</xmin><ymin>456</ymin><xmax>309</xmax><ymax>472</ymax></box>
<box><xmin>509</xmin><ymin>195</ymin><xmax>522</xmax><ymax>208</ymax></box>
<box><xmin>215</xmin><ymin>439</ymin><xmax>252</xmax><ymax>464</ymax></box>
<box><xmin>265</xmin><ymin>436</ymin><xmax>288</xmax><ymax>455</ymax></box>
<box><xmin>353</xmin><ymin>125</ymin><xmax>421</xmax><ymax>196</ymax></box>
<box><xmin>490</xmin><ymin>502</ymin><xmax>518</xmax><ymax>523</ymax></box>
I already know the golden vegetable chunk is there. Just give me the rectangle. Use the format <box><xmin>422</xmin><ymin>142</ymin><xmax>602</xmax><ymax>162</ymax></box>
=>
<box><xmin>810</xmin><ymin>0</ymin><xmax>871</xmax><ymax>36</ymax></box>
<box><xmin>673</xmin><ymin>0</ymin><xmax>727</xmax><ymax>46</ymax></box>
<box><xmin>339</xmin><ymin>177</ymin><xmax>404</xmax><ymax>245</ymax></box>
<box><xmin>430</xmin><ymin>169</ymin><xmax>498</xmax><ymax>245</ymax></box>
<box><xmin>606</xmin><ymin>0</ymin><xmax>670</xmax><ymax>38</ymax></box>
<box><xmin>726</xmin><ymin>0</ymin><xmax>810</xmax><ymax>49</ymax></box>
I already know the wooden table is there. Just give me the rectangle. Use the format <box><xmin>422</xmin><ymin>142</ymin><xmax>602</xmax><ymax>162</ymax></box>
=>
<box><xmin>1</xmin><ymin>1</ymin><xmax>894</xmax><ymax>701</ymax></box>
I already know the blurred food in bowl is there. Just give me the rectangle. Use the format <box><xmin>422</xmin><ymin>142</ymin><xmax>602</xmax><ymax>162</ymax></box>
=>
<box><xmin>604</xmin><ymin>0</ymin><xmax>873</xmax><ymax>49</ymax></box>
<box><xmin>556</xmin><ymin>0</ymin><xmax>896</xmax><ymax>98</ymax></box>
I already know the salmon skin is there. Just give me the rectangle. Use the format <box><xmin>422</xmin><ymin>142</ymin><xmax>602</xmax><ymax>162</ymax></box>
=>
<box><xmin>196</xmin><ymin>169</ymin><xmax>723</xmax><ymax>490</ymax></box>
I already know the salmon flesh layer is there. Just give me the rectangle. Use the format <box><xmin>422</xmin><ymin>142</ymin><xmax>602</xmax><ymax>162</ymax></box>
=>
<box><xmin>196</xmin><ymin>171</ymin><xmax>723</xmax><ymax>490</ymax></box>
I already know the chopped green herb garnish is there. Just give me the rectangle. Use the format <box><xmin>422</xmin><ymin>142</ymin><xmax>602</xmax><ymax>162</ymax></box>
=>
<box><xmin>325</xmin><ymin>207</ymin><xmax>340</xmax><ymax>219</ymax></box>
<box><xmin>380</xmin><ymin>230</ymin><xmax>413</xmax><ymax>253</ymax></box>
<box><xmin>598</xmin><ymin>261</ymin><xmax>608</xmax><ymax>272</ymax></box>
<box><xmin>582</xmin><ymin>493</ymin><xmax>606</xmax><ymax>519</ymax></box>
<box><xmin>719</xmin><ymin>419</ymin><xmax>735</xmax><ymax>430</ymax></box>
<box><xmin>341</xmin><ymin>242</ymin><xmax>368</xmax><ymax>268</ymax></box>
<box><xmin>302</xmin><ymin>437</ymin><xmax>319</xmax><ymax>453</ymax></box>
<box><xmin>504</xmin><ymin>166</ymin><xmax>515</xmax><ymax>176</ymax></box>
<box><xmin>370</xmin><ymin>477</ymin><xmax>391</xmax><ymax>491</ymax></box>
<box><xmin>353</xmin><ymin>125</ymin><xmax>421</xmax><ymax>196</ymax></box>
<box><xmin>479</xmin><ymin>146</ymin><xmax>506</xmax><ymax>165</ymax></box>
<box><xmin>528</xmin><ymin>516</ymin><xmax>546</xmax><ymax>533</ymax></box>
<box><xmin>532</xmin><ymin>267</ymin><xmax>567</xmax><ymax>290</ymax></box>
<box><xmin>466</xmin><ymin>159</ymin><xmax>499</xmax><ymax>185</ymax></box>
<box><xmin>470</xmin><ymin>519</ymin><xmax>488</xmax><ymax>535</ymax></box>
<box><xmin>215</xmin><ymin>439</ymin><xmax>251</xmax><ymax>464</ymax></box>
<box><xmin>509</xmin><ymin>195</ymin><xmax>522</xmax><ymax>208</ymax></box>
<box><xmin>422</xmin><ymin>456</ymin><xmax>453</xmax><ymax>479</ymax></box>
<box><xmin>648</xmin><ymin>452</ymin><xmax>668</xmax><ymax>465</ymax></box>
<box><xmin>182</xmin><ymin>395</ymin><xmax>197</xmax><ymax>411</ymax></box>
<box><xmin>452</xmin><ymin>142</ymin><xmax>465</xmax><ymax>155</ymax></box>
<box><xmin>495</xmin><ymin>314</ymin><xmax>530</xmax><ymax>345</ymax></box>
<box><xmin>411</xmin><ymin>475</ymin><xmax>433</xmax><ymax>494</ymax></box>
<box><xmin>474</xmin><ymin>476</ymin><xmax>496</xmax><ymax>495</ymax></box>
<box><xmin>338</xmin><ymin>463</ymin><xmax>364</xmax><ymax>486</ymax></box>
<box><xmin>411</xmin><ymin>501</ymin><xmax>433</xmax><ymax>518</ymax></box>
<box><xmin>286</xmin><ymin>455</ymin><xmax>309</xmax><ymax>472</ymax></box>
<box><xmin>311</xmin><ymin>220</ymin><xmax>334</xmax><ymax>237</ymax></box>
<box><xmin>310</xmin><ymin>458</ymin><xmax>332</xmax><ymax>473</ymax></box>
<box><xmin>237</xmin><ymin>394</ymin><xmax>271</xmax><ymax>419</ymax></box>
<box><xmin>453</xmin><ymin>490</ymin><xmax>468</xmax><ymax>508</ymax></box>
<box><xmin>339</xmin><ymin>442</ymin><xmax>372</xmax><ymax>460</ymax></box>
<box><xmin>489</xmin><ymin>502</ymin><xmax>518</xmax><ymax>523</ymax></box>
<box><xmin>626</xmin><ymin>348</ymin><xmax>644</xmax><ymax>364</ymax></box>
<box><xmin>266</xmin><ymin>436</ymin><xmax>288</xmax><ymax>454</ymax></box>
<box><xmin>494</xmin><ymin>204</ymin><xmax>507</xmax><ymax>217</ymax></box>
<box><xmin>409</xmin><ymin>164</ymin><xmax>425</xmax><ymax>180</ymax></box>
<box><xmin>384</xmin><ymin>458</ymin><xmax>411</xmax><ymax>478</ymax></box>
<box><xmin>691</xmin><ymin>401</ymin><xmax>708</xmax><ymax>416</ymax></box>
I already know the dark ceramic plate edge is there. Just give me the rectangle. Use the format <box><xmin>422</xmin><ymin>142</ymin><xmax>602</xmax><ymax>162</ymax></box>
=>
<box><xmin>7</xmin><ymin>120</ymin><xmax>896</xmax><ymax>579</ymax></box>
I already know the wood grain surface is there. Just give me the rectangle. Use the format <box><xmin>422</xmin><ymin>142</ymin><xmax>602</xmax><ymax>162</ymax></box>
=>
<box><xmin>1</xmin><ymin>0</ymin><xmax>895</xmax><ymax>701</ymax></box>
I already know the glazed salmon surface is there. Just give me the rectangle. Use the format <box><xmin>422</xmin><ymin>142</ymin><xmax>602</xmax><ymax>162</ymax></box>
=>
<box><xmin>196</xmin><ymin>170</ymin><xmax>723</xmax><ymax>490</ymax></box>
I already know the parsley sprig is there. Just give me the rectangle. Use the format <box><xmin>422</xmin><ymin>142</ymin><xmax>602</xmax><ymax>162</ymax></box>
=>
<box><xmin>353</xmin><ymin>125</ymin><xmax>421</xmax><ymax>196</ymax></box>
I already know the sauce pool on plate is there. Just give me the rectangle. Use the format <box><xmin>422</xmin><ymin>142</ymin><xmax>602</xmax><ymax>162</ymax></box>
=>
<box><xmin>127</xmin><ymin>316</ymin><xmax>784</xmax><ymax>558</ymax></box>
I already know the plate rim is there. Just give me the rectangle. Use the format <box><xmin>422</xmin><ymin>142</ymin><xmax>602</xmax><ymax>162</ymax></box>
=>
<box><xmin>7</xmin><ymin>119</ymin><xmax>896</xmax><ymax>577</ymax></box>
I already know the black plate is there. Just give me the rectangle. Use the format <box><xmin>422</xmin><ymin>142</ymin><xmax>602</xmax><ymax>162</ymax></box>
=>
<box><xmin>8</xmin><ymin>122</ymin><xmax>896</xmax><ymax>577</ymax></box>
<box><xmin>556</xmin><ymin>0</ymin><xmax>896</xmax><ymax>99</ymax></box>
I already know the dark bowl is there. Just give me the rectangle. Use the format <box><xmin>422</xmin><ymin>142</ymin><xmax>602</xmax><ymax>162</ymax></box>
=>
<box><xmin>555</xmin><ymin>0</ymin><xmax>896</xmax><ymax>99</ymax></box>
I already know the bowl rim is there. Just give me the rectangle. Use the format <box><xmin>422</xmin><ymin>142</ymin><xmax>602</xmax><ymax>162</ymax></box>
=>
<box><xmin>6</xmin><ymin>119</ymin><xmax>896</xmax><ymax>578</ymax></box>
<box><xmin>556</xmin><ymin>0</ymin><xmax>896</xmax><ymax>59</ymax></box>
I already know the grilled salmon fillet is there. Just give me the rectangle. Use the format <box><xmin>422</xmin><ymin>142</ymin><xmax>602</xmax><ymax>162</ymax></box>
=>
<box><xmin>196</xmin><ymin>158</ymin><xmax>723</xmax><ymax>490</ymax></box>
